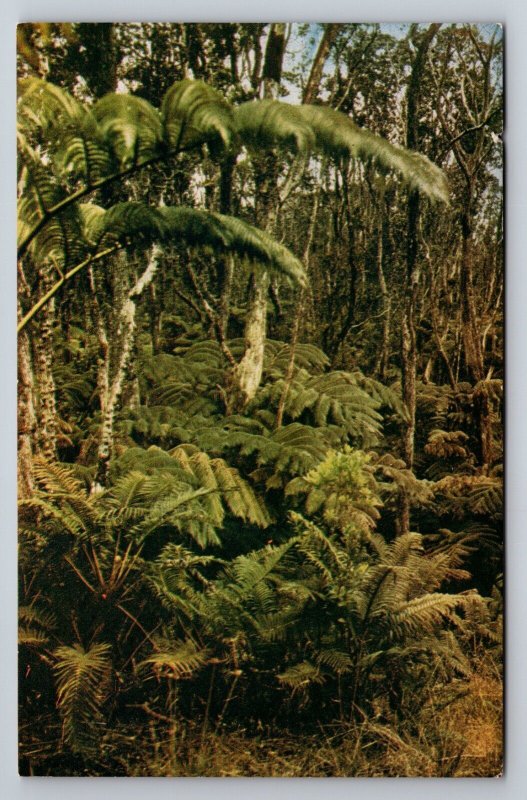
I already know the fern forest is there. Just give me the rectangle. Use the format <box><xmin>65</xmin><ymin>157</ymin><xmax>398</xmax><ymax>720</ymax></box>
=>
<box><xmin>17</xmin><ymin>22</ymin><xmax>503</xmax><ymax>777</ymax></box>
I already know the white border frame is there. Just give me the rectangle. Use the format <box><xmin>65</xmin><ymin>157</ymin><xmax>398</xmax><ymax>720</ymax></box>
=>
<box><xmin>2</xmin><ymin>2</ymin><xmax>525</xmax><ymax>797</ymax></box>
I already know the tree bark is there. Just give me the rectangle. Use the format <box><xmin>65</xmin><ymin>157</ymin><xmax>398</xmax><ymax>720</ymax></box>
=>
<box><xmin>230</xmin><ymin>24</ymin><xmax>287</xmax><ymax>409</ymax></box>
<box><xmin>93</xmin><ymin>246</ymin><xmax>162</xmax><ymax>490</ymax></box>
<box><xmin>17</xmin><ymin>308</ymin><xmax>37</xmax><ymax>500</ymax></box>
<box><xmin>399</xmin><ymin>23</ymin><xmax>441</xmax><ymax>536</ymax></box>
<box><xmin>302</xmin><ymin>24</ymin><xmax>338</xmax><ymax>105</ymax></box>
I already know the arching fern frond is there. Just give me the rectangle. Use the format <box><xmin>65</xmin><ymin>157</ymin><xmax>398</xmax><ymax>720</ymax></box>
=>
<box><xmin>161</xmin><ymin>78</ymin><xmax>233</xmax><ymax>154</ymax></box>
<box><xmin>80</xmin><ymin>201</ymin><xmax>168</xmax><ymax>249</ymax></box>
<box><xmin>234</xmin><ymin>100</ymin><xmax>449</xmax><ymax>203</ymax></box>
<box><xmin>93</xmin><ymin>93</ymin><xmax>163</xmax><ymax>169</ymax></box>
<box><xmin>18</xmin><ymin>78</ymin><xmax>84</xmax><ymax>135</ymax></box>
<box><xmin>160</xmin><ymin>207</ymin><xmax>306</xmax><ymax>286</ymax></box>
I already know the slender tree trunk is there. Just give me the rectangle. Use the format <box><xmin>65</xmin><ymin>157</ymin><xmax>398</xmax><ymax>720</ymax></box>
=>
<box><xmin>374</xmin><ymin>198</ymin><xmax>391</xmax><ymax>381</ymax></box>
<box><xmin>17</xmin><ymin>305</ymin><xmax>37</xmax><ymax>500</ymax></box>
<box><xmin>218</xmin><ymin>154</ymin><xmax>236</xmax><ymax>336</ymax></box>
<box><xmin>231</xmin><ymin>24</ymin><xmax>286</xmax><ymax>409</ymax></box>
<box><xmin>460</xmin><ymin>200</ymin><xmax>493</xmax><ymax>466</ymax></box>
<box><xmin>275</xmin><ymin>191</ymin><xmax>321</xmax><ymax>428</ymax></box>
<box><xmin>93</xmin><ymin>246</ymin><xmax>161</xmax><ymax>489</ymax></box>
<box><xmin>33</xmin><ymin>270</ymin><xmax>58</xmax><ymax>462</ymax></box>
<box><xmin>302</xmin><ymin>24</ymin><xmax>338</xmax><ymax>105</ymax></box>
<box><xmin>399</xmin><ymin>23</ymin><xmax>440</xmax><ymax>536</ymax></box>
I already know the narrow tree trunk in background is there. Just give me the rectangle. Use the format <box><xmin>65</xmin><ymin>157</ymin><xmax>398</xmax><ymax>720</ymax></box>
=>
<box><xmin>374</xmin><ymin>198</ymin><xmax>391</xmax><ymax>381</ymax></box>
<box><xmin>261</xmin><ymin>22</ymin><xmax>287</xmax><ymax>95</ymax></box>
<box><xmin>275</xmin><ymin>191</ymin><xmax>321</xmax><ymax>428</ymax></box>
<box><xmin>399</xmin><ymin>23</ymin><xmax>440</xmax><ymax>536</ymax></box>
<box><xmin>460</xmin><ymin>200</ymin><xmax>493</xmax><ymax>466</ymax></box>
<box><xmin>76</xmin><ymin>23</ymin><xmax>117</xmax><ymax>97</ymax></box>
<box><xmin>149</xmin><ymin>282</ymin><xmax>163</xmax><ymax>355</ymax></box>
<box><xmin>218</xmin><ymin>154</ymin><xmax>236</xmax><ymax>336</ymax></box>
<box><xmin>302</xmin><ymin>24</ymin><xmax>338</xmax><ymax>105</ymax></box>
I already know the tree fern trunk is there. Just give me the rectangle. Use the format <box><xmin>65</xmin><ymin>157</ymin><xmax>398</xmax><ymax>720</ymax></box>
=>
<box><xmin>232</xmin><ymin>272</ymin><xmax>269</xmax><ymax>408</ymax></box>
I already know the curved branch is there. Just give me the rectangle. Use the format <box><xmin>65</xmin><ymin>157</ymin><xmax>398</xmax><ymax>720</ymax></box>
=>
<box><xmin>17</xmin><ymin>244</ymin><xmax>123</xmax><ymax>333</ymax></box>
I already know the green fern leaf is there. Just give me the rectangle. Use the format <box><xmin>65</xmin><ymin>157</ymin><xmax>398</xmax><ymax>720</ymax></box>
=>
<box><xmin>53</xmin><ymin>642</ymin><xmax>112</xmax><ymax>755</ymax></box>
<box><xmin>161</xmin><ymin>79</ymin><xmax>233</xmax><ymax>153</ymax></box>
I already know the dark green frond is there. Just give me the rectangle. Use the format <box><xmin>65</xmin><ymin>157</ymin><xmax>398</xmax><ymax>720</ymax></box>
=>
<box><xmin>296</xmin><ymin>104</ymin><xmax>449</xmax><ymax>202</ymax></box>
<box><xmin>161</xmin><ymin>79</ymin><xmax>233</xmax><ymax>153</ymax></box>
<box><xmin>18</xmin><ymin>78</ymin><xmax>84</xmax><ymax>135</ymax></box>
<box><xmin>234</xmin><ymin>99</ymin><xmax>316</xmax><ymax>153</ymax></box>
<box><xmin>80</xmin><ymin>201</ymin><xmax>168</xmax><ymax>248</ymax></box>
<box><xmin>234</xmin><ymin>99</ymin><xmax>448</xmax><ymax>203</ymax></box>
<box><xmin>160</xmin><ymin>206</ymin><xmax>306</xmax><ymax>286</ymax></box>
<box><xmin>93</xmin><ymin>93</ymin><xmax>163</xmax><ymax>168</ymax></box>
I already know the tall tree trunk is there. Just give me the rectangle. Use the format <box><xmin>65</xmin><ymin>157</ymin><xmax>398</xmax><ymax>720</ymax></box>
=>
<box><xmin>33</xmin><ymin>270</ymin><xmax>58</xmax><ymax>462</ymax></box>
<box><xmin>93</xmin><ymin>246</ymin><xmax>161</xmax><ymax>490</ymax></box>
<box><xmin>76</xmin><ymin>23</ymin><xmax>118</xmax><ymax>98</ymax></box>
<box><xmin>231</xmin><ymin>24</ymin><xmax>286</xmax><ymax>409</ymax></box>
<box><xmin>17</xmin><ymin>304</ymin><xmax>37</xmax><ymax>500</ymax></box>
<box><xmin>374</xmin><ymin>194</ymin><xmax>391</xmax><ymax>381</ymax></box>
<box><xmin>399</xmin><ymin>23</ymin><xmax>440</xmax><ymax>536</ymax></box>
<box><xmin>460</xmin><ymin>197</ymin><xmax>493</xmax><ymax>466</ymax></box>
<box><xmin>217</xmin><ymin>154</ymin><xmax>237</xmax><ymax>336</ymax></box>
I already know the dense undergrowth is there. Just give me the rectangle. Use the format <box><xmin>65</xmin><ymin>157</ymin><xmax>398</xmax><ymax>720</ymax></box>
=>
<box><xmin>19</xmin><ymin>335</ymin><xmax>503</xmax><ymax>776</ymax></box>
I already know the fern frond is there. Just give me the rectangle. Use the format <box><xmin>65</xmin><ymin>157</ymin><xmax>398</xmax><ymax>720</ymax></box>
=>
<box><xmin>277</xmin><ymin>660</ymin><xmax>324</xmax><ymax>690</ymax></box>
<box><xmin>161</xmin><ymin>79</ymin><xmax>234</xmax><ymax>154</ymax></box>
<box><xmin>139</xmin><ymin>637</ymin><xmax>209</xmax><ymax>679</ymax></box>
<box><xmin>53</xmin><ymin>642</ymin><xmax>112</xmax><ymax>755</ymax></box>
<box><xmin>93</xmin><ymin>93</ymin><xmax>162</xmax><ymax>169</ymax></box>
<box><xmin>80</xmin><ymin>201</ymin><xmax>168</xmax><ymax>248</ymax></box>
<box><xmin>160</xmin><ymin>206</ymin><xmax>306</xmax><ymax>286</ymax></box>
<box><xmin>235</xmin><ymin>100</ymin><xmax>449</xmax><ymax>203</ymax></box>
<box><xmin>19</xmin><ymin>604</ymin><xmax>56</xmax><ymax>647</ymax></box>
<box><xmin>18</xmin><ymin>78</ymin><xmax>84</xmax><ymax>135</ymax></box>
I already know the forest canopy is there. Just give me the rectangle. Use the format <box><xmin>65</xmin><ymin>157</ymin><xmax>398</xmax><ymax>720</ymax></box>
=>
<box><xmin>17</xmin><ymin>22</ymin><xmax>503</xmax><ymax>777</ymax></box>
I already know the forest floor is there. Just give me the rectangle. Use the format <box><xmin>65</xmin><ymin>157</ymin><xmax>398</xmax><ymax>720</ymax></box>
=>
<box><xmin>22</xmin><ymin>661</ymin><xmax>501</xmax><ymax>778</ymax></box>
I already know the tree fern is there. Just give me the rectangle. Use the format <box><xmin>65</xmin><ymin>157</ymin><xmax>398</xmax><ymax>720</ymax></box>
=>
<box><xmin>19</xmin><ymin>604</ymin><xmax>56</xmax><ymax>648</ymax></box>
<box><xmin>105</xmin><ymin>445</ymin><xmax>270</xmax><ymax>545</ymax></box>
<box><xmin>160</xmin><ymin>207</ymin><xmax>306</xmax><ymax>285</ymax></box>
